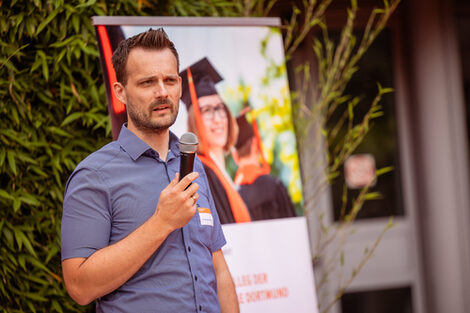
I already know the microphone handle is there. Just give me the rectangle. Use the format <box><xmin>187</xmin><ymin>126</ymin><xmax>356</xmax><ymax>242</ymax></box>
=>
<box><xmin>179</xmin><ymin>152</ymin><xmax>195</xmax><ymax>186</ymax></box>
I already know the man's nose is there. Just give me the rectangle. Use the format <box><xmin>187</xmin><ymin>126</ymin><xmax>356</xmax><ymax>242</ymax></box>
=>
<box><xmin>154</xmin><ymin>81</ymin><xmax>169</xmax><ymax>98</ymax></box>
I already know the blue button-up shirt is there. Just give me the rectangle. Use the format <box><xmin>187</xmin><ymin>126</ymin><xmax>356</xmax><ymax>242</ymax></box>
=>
<box><xmin>61</xmin><ymin>125</ymin><xmax>226</xmax><ymax>313</ymax></box>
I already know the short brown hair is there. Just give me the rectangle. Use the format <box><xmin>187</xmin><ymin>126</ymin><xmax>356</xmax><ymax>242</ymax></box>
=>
<box><xmin>111</xmin><ymin>28</ymin><xmax>179</xmax><ymax>85</ymax></box>
<box><xmin>187</xmin><ymin>103</ymin><xmax>238</xmax><ymax>156</ymax></box>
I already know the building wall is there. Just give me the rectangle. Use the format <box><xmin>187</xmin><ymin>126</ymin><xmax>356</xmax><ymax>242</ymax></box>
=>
<box><xmin>406</xmin><ymin>0</ymin><xmax>470</xmax><ymax>311</ymax></box>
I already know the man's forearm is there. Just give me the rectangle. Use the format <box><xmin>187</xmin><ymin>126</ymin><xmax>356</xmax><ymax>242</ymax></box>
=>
<box><xmin>213</xmin><ymin>250</ymin><xmax>240</xmax><ymax>313</ymax></box>
<box><xmin>62</xmin><ymin>215</ymin><xmax>172</xmax><ymax>305</ymax></box>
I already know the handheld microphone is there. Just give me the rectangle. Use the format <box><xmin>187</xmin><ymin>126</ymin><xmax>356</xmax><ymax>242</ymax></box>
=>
<box><xmin>179</xmin><ymin>132</ymin><xmax>198</xmax><ymax>184</ymax></box>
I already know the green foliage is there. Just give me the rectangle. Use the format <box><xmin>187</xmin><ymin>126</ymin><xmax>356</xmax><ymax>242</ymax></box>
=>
<box><xmin>170</xmin><ymin>0</ymin><xmax>275</xmax><ymax>17</ymax></box>
<box><xmin>0</xmin><ymin>0</ymin><xmax>170</xmax><ymax>311</ymax></box>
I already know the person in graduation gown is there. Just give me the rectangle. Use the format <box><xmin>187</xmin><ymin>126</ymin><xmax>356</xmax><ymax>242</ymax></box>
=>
<box><xmin>180</xmin><ymin>57</ymin><xmax>251</xmax><ymax>224</ymax></box>
<box><xmin>232</xmin><ymin>110</ymin><xmax>296</xmax><ymax>221</ymax></box>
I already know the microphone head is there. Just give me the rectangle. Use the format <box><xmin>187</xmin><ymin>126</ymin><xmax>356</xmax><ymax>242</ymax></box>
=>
<box><xmin>179</xmin><ymin>132</ymin><xmax>198</xmax><ymax>153</ymax></box>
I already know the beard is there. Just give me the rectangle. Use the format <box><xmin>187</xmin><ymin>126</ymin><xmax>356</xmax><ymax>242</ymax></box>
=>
<box><xmin>127</xmin><ymin>98</ymin><xmax>179</xmax><ymax>133</ymax></box>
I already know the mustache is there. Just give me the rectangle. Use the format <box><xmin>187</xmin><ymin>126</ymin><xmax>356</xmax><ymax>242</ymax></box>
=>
<box><xmin>150</xmin><ymin>99</ymin><xmax>173</xmax><ymax>110</ymax></box>
<box><xmin>151</xmin><ymin>99</ymin><xmax>173</xmax><ymax>106</ymax></box>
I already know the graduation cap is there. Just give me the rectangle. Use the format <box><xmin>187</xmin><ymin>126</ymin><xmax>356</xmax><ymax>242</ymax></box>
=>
<box><xmin>235</xmin><ymin>110</ymin><xmax>255</xmax><ymax>150</ymax></box>
<box><xmin>180</xmin><ymin>57</ymin><xmax>223</xmax><ymax>109</ymax></box>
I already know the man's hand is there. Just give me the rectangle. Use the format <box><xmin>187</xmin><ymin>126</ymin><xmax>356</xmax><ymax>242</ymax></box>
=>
<box><xmin>154</xmin><ymin>172</ymin><xmax>199</xmax><ymax>233</ymax></box>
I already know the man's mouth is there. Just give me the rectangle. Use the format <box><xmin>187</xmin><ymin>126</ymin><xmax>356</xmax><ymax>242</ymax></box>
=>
<box><xmin>153</xmin><ymin>104</ymin><xmax>170</xmax><ymax>112</ymax></box>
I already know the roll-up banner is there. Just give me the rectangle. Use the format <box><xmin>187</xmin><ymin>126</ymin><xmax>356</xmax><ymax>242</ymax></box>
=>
<box><xmin>93</xmin><ymin>16</ymin><xmax>318</xmax><ymax>312</ymax></box>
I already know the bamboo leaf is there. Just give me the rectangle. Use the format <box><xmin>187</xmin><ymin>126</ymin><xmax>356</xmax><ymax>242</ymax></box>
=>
<box><xmin>61</xmin><ymin>112</ymin><xmax>83</xmax><ymax>126</ymax></box>
<box><xmin>23</xmin><ymin>292</ymin><xmax>48</xmax><ymax>302</ymax></box>
<box><xmin>0</xmin><ymin>148</ymin><xmax>6</xmax><ymax>166</ymax></box>
<box><xmin>14</xmin><ymin>228</ymin><xmax>23</xmax><ymax>251</ymax></box>
<box><xmin>27</xmin><ymin>255</ymin><xmax>51</xmax><ymax>273</ymax></box>
<box><xmin>0</xmin><ymin>189</ymin><xmax>13</xmax><ymax>200</ymax></box>
<box><xmin>13</xmin><ymin>197</ymin><xmax>21</xmax><ymax>212</ymax></box>
<box><xmin>3</xmin><ymin>228</ymin><xmax>14</xmax><ymax>248</ymax></box>
<box><xmin>18</xmin><ymin>254</ymin><xmax>26</xmax><ymax>270</ymax></box>
<box><xmin>16</xmin><ymin>153</ymin><xmax>37</xmax><ymax>165</ymax></box>
<box><xmin>11</xmin><ymin>105</ymin><xmax>20</xmax><ymax>125</ymax></box>
<box><xmin>71</xmin><ymin>14</ymin><xmax>80</xmax><ymax>33</ymax></box>
<box><xmin>327</xmin><ymin>171</ymin><xmax>340</xmax><ymax>182</ymax></box>
<box><xmin>364</xmin><ymin>192</ymin><xmax>382</xmax><ymax>200</ymax></box>
<box><xmin>7</xmin><ymin>150</ymin><xmax>17</xmax><ymax>176</ymax></box>
<box><xmin>376</xmin><ymin>166</ymin><xmax>394</xmax><ymax>176</ymax></box>
<box><xmin>21</xmin><ymin>272</ymin><xmax>49</xmax><ymax>285</ymax></box>
<box><xmin>49</xmin><ymin>36</ymin><xmax>75</xmax><ymax>48</ymax></box>
<box><xmin>76</xmin><ymin>0</ymin><xmax>97</xmax><ymax>8</ymax></box>
<box><xmin>36</xmin><ymin>9</ymin><xmax>59</xmax><ymax>35</ymax></box>
<box><xmin>47</xmin><ymin>126</ymin><xmax>73</xmax><ymax>138</ymax></box>
<box><xmin>45</xmin><ymin>245</ymin><xmax>59</xmax><ymax>264</ymax></box>
<box><xmin>20</xmin><ymin>232</ymin><xmax>37</xmax><ymax>257</ymax></box>
<box><xmin>52</xmin><ymin>300</ymin><xmax>63</xmax><ymax>313</ymax></box>
<box><xmin>19</xmin><ymin>193</ymin><xmax>40</xmax><ymax>206</ymax></box>
<box><xmin>27</xmin><ymin>299</ymin><xmax>38</xmax><ymax>313</ymax></box>
<box><xmin>30</xmin><ymin>165</ymin><xmax>48</xmax><ymax>177</ymax></box>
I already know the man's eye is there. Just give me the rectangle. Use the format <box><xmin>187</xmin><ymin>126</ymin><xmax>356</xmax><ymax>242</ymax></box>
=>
<box><xmin>141</xmin><ymin>80</ymin><xmax>152</xmax><ymax>86</ymax></box>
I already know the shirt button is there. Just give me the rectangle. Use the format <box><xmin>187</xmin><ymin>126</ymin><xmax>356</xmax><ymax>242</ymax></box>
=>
<box><xmin>188</xmin><ymin>246</ymin><xmax>191</xmax><ymax>252</ymax></box>
<box><xmin>195</xmin><ymin>275</ymin><xmax>198</xmax><ymax>281</ymax></box>
<box><xmin>199</xmin><ymin>305</ymin><xmax>202</xmax><ymax>311</ymax></box>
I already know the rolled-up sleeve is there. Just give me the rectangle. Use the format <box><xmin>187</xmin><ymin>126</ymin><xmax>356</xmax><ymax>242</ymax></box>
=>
<box><xmin>61</xmin><ymin>168</ymin><xmax>112</xmax><ymax>261</ymax></box>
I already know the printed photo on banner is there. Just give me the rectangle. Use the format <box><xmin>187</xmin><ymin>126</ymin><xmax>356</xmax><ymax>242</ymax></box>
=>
<box><xmin>96</xmin><ymin>23</ymin><xmax>303</xmax><ymax>224</ymax></box>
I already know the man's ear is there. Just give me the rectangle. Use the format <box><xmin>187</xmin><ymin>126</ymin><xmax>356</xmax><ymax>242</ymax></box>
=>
<box><xmin>113</xmin><ymin>82</ymin><xmax>127</xmax><ymax>105</ymax></box>
<box><xmin>178</xmin><ymin>76</ymin><xmax>183</xmax><ymax>99</ymax></box>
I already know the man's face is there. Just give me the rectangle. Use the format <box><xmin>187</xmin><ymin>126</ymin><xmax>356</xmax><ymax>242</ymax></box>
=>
<box><xmin>114</xmin><ymin>48</ymin><xmax>181</xmax><ymax>133</ymax></box>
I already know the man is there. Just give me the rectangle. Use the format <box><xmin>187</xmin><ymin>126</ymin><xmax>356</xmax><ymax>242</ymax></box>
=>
<box><xmin>61</xmin><ymin>28</ymin><xmax>239</xmax><ymax>313</ymax></box>
<box><xmin>233</xmin><ymin>111</ymin><xmax>296</xmax><ymax>220</ymax></box>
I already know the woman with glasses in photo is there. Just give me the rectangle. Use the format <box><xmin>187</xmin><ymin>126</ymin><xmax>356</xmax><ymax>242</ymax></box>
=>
<box><xmin>180</xmin><ymin>57</ymin><xmax>251</xmax><ymax>224</ymax></box>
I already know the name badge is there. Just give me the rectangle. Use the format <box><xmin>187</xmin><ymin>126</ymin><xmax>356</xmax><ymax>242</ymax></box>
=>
<box><xmin>198</xmin><ymin>207</ymin><xmax>214</xmax><ymax>227</ymax></box>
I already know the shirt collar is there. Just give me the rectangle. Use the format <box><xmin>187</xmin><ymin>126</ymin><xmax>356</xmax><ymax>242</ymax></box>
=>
<box><xmin>117</xmin><ymin>124</ymin><xmax>180</xmax><ymax>161</ymax></box>
<box><xmin>167</xmin><ymin>132</ymin><xmax>180</xmax><ymax>161</ymax></box>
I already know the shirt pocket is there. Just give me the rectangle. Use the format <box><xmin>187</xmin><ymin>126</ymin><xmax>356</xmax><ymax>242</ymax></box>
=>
<box><xmin>193</xmin><ymin>193</ymin><xmax>214</xmax><ymax>251</ymax></box>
